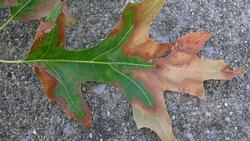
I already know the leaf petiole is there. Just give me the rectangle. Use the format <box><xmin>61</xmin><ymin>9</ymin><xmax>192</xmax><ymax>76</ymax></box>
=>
<box><xmin>0</xmin><ymin>59</ymin><xmax>25</xmax><ymax>64</ymax></box>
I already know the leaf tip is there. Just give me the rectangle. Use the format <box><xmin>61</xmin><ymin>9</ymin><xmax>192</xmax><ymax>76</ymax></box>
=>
<box><xmin>176</xmin><ymin>32</ymin><xmax>212</xmax><ymax>54</ymax></box>
<box><xmin>221</xmin><ymin>66</ymin><xmax>245</xmax><ymax>80</ymax></box>
<box><xmin>62</xmin><ymin>4</ymin><xmax>77</xmax><ymax>27</ymax></box>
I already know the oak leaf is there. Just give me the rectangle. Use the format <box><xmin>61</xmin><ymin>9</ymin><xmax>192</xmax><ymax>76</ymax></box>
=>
<box><xmin>1</xmin><ymin>0</ymin><xmax>244</xmax><ymax>141</ymax></box>
<box><xmin>0</xmin><ymin>0</ymin><xmax>75</xmax><ymax>26</ymax></box>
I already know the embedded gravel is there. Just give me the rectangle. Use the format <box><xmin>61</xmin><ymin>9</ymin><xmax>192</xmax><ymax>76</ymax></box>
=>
<box><xmin>0</xmin><ymin>0</ymin><xmax>249</xmax><ymax>141</ymax></box>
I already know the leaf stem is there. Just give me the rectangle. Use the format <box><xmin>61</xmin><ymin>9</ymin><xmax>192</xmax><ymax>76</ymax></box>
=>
<box><xmin>0</xmin><ymin>0</ymin><xmax>32</xmax><ymax>31</ymax></box>
<box><xmin>0</xmin><ymin>59</ymin><xmax>25</xmax><ymax>64</ymax></box>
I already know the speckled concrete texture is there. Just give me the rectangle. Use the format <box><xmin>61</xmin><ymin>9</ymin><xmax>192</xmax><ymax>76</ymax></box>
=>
<box><xmin>0</xmin><ymin>0</ymin><xmax>249</xmax><ymax>141</ymax></box>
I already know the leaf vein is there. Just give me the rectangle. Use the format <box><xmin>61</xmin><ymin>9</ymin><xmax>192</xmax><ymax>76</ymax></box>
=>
<box><xmin>91</xmin><ymin>25</ymin><xmax>134</xmax><ymax>61</ymax></box>
<box><xmin>46</xmin><ymin>62</ymin><xmax>84</xmax><ymax>117</ymax></box>
<box><xmin>109</xmin><ymin>64</ymin><xmax>153</xmax><ymax>106</ymax></box>
<box><xmin>40</xmin><ymin>26</ymin><xmax>56</xmax><ymax>59</ymax></box>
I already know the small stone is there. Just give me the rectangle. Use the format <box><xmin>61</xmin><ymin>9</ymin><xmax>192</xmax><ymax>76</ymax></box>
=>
<box><xmin>89</xmin><ymin>133</ymin><xmax>92</xmax><ymax>138</ymax></box>
<box><xmin>205</xmin><ymin>112</ymin><xmax>211</xmax><ymax>117</ymax></box>
<box><xmin>224</xmin><ymin>103</ymin><xmax>228</xmax><ymax>106</ymax></box>
<box><xmin>246</xmin><ymin>85</ymin><xmax>250</xmax><ymax>90</ymax></box>
<box><xmin>186</xmin><ymin>132</ymin><xmax>193</xmax><ymax>139</ymax></box>
<box><xmin>63</xmin><ymin>124</ymin><xmax>74</xmax><ymax>136</ymax></box>
<box><xmin>93</xmin><ymin>84</ymin><xmax>106</xmax><ymax>94</ymax></box>
<box><xmin>11</xmin><ymin>74</ymin><xmax>17</xmax><ymax>80</ymax></box>
<box><xmin>225</xmin><ymin>117</ymin><xmax>230</xmax><ymax>122</ymax></box>
<box><xmin>172</xmin><ymin>116</ymin><xmax>175</xmax><ymax>120</ymax></box>
<box><xmin>32</xmin><ymin>129</ymin><xmax>37</xmax><ymax>135</ymax></box>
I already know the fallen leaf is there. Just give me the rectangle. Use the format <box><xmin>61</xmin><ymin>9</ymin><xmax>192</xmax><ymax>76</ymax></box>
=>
<box><xmin>0</xmin><ymin>0</ymin><xmax>76</xmax><ymax>26</ymax></box>
<box><xmin>5</xmin><ymin>0</ymin><xmax>244</xmax><ymax>141</ymax></box>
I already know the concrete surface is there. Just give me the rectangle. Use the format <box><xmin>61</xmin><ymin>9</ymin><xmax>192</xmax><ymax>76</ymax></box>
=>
<box><xmin>0</xmin><ymin>0</ymin><xmax>249</xmax><ymax>141</ymax></box>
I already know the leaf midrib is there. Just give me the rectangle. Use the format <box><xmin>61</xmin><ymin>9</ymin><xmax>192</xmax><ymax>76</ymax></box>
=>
<box><xmin>24</xmin><ymin>59</ymin><xmax>154</xmax><ymax>68</ymax></box>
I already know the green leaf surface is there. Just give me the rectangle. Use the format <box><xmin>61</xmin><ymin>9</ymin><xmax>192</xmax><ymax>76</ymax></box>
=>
<box><xmin>26</xmin><ymin>6</ymin><xmax>155</xmax><ymax>123</ymax></box>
